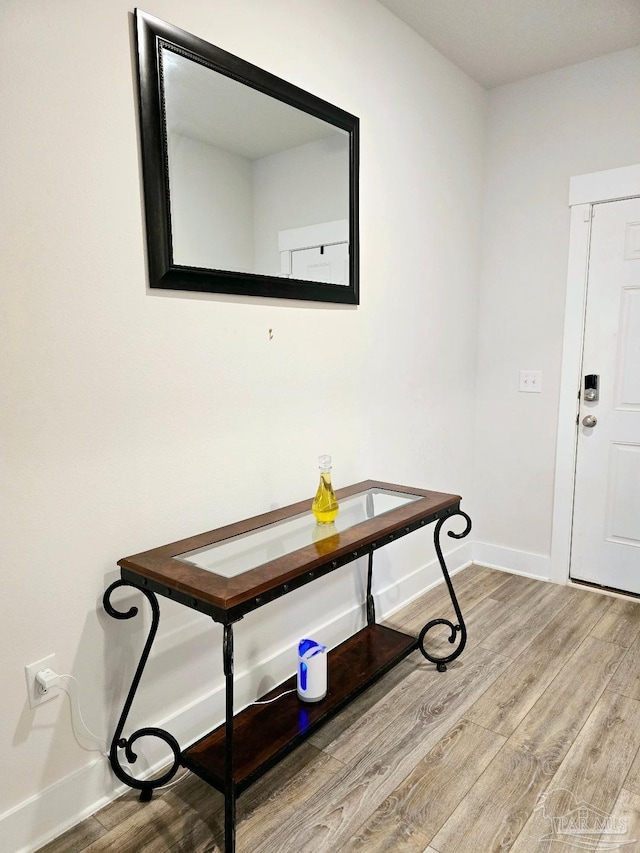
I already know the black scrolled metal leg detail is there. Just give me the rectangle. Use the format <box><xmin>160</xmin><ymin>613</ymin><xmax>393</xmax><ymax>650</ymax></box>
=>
<box><xmin>418</xmin><ymin>510</ymin><xmax>472</xmax><ymax>672</ymax></box>
<box><xmin>103</xmin><ymin>580</ymin><xmax>181</xmax><ymax>801</ymax></box>
<box><xmin>366</xmin><ymin>551</ymin><xmax>376</xmax><ymax>626</ymax></box>
<box><xmin>223</xmin><ymin>623</ymin><xmax>236</xmax><ymax>853</ymax></box>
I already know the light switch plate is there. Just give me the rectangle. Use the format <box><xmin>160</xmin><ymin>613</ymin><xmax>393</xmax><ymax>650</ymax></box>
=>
<box><xmin>519</xmin><ymin>370</ymin><xmax>542</xmax><ymax>393</ymax></box>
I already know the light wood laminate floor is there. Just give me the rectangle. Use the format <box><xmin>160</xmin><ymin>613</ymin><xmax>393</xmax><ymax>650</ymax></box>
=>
<box><xmin>37</xmin><ymin>565</ymin><xmax>640</xmax><ymax>853</ymax></box>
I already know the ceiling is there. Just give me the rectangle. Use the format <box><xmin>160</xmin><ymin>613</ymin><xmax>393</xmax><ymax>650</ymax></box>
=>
<box><xmin>376</xmin><ymin>0</ymin><xmax>640</xmax><ymax>88</ymax></box>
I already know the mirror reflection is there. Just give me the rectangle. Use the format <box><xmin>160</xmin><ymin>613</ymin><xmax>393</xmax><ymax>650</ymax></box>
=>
<box><xmin>162</xmin><ymin>49</ymin><xmax>350</xmax><ymax>285</ymax></box>
<box><xmin>134</xmin><ymin>10</ymin><xmax>359</xmax><ymax>303</ymax></box>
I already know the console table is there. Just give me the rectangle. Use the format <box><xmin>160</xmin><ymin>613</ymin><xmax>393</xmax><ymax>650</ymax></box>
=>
<box><xmin>103</xmin><ymin>480</ymin><xmax>471</xmax><ymax>853</ymax></box>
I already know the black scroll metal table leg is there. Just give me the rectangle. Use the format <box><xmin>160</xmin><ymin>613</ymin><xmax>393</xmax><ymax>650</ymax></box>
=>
<box><xmin>223</xmin><ymin>623</ymin><xmax>236</xmax><ymax>853</ymax></box>
<box><xmin>103</xmin><ymin>581</ymin><xmax>181</xmax><ymax>800</ymax></box>
<box><xmin>366</xmin><ymin>551</ymin><xmax>376</xmax><ymax>625</ymax></box>
<box><xmin>417</xmin><ymin>510</ymin><xmax>472</xmax><ymax>672</ymax></box>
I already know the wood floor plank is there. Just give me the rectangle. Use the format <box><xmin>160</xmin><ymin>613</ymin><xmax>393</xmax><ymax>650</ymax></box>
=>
<box><xmin>385</xmin><ymin>566</ymin><xmax>507</xmax><ymax>636</ymax></box>
<box><xmin>91</xmin><ymin>746</ymin><xmax>333</xmax><ymax>852</ymax></box>
<box><xmin>623</xmin><ymin>743</ymin><xmax>640</xmax><ymax>796</ymax></box>
<box><xmin>251</xmin><ymin>647</ymin><xmax>510</xmax><ymax>853</ymax></box>
<box><xmin>465</xmin><ymin>589</ymin><xmax>612</xmax><ymax>736</ymax></box>
<box><xmin>340</xmin><ymin>719</ymin><xmax>505</xmax><ymax>852</ymax></box>
<box><xmin>438</xmin><ymin>565</ymin><xmax>510</xmax><ymax>609</ymax></box>
<box><xmin>321</xmin><ymin>657</ymin><xmax>455</xmax><ymax>765</ymax></box>
<box><xmin>88</xmin><ymin>743</ymin><xmax>336</xmax><ymax>853</ymax></box>
<box><xmin>480</xmin><ymin>581</ymin><xmax>573</xmax><ymax>659</ymax></box>
<box><xmin>94</xmin><ymin>767</ymin><xmax>219</xmax><ymax>834</ymax></box>
<box><xmin>509</xmin><ymin>689</ymin><xmax>640</xmax><ymax>851</ymax></box>
<box><xmin>168</xmin><ymin>741</ymin><xmax>343</xmax><ymax>853</ymax></box>
<box><xmin>597</xmin><ymin>787</ymin><xmax>640</xmax><ymax>851</ymax></box>
<box><xmin>35</xmin><ymin>817</ymin><xmax>107</xmax><ymax>853</ymax></box>
<box><xmin>507</xmin><ymin>637</ymin><xmax>620</xmax><ymax>754</ymax></box>
<box><xmin>590</xmin><ymin>596</ymin><xmax>640</xmax><ymax>648</ymax></box>
<box><xmin>93</xmin><ymin>789</ymin><xmax>145</xmax><ymax>833</ymax></box>
<box><xmin>428</xmin><ymin>566</ymin><xmax>509</xmax><ymax>615</ymax></box>
<box><xmin>83</xmin><ymin>791</ymin><xmax>219</xmax><ymax>853</ymax></box>
<box><xmin>313</xmin><ymin>577</ymin><xmax>512</xmax><ymax>755</ymax></box>
<box><xmin>340</xmin><ymin>805</ymin><xmax>433</xmax><ymax>853</ymax></box>
<box><xmin>167</xmin><ymin>829</ymin><xmax>216</xmax><ymax>853</ymax></box>
<box><xmin>431</xmin><ymin>636</ymin><xmax>620</xmax><ymax>853</ymax></box>
<box><xmin>162</xmin><ymin>742</ymin><xmax>346</xmax><ymax>853</ymax></box>
<box><xmin>608</xmin><ymin>632</ymin><xmax>640</xmax><ymax>700</ymax></box>
<box><xmin>488</xmin><ymin>573</ymin><xmax>553</xmax><ymax>604</ymax></box>
<box><xmin>431</xmin><ymin>744</ymin><xmax>548</xmax><ymax>853</ymax></box>
<box><xmin>312</xmin><ymin>594</ymin><xmax>510</xmax><ymax>762</ymax></box>
<box><xmin>325</xmin><ymin>646</ymin><xmax>508</xmax><ymax>767</ymax></box>
<box><xmin>236</xmin><ymin>743</ymin><xmax>344</xmax><ymax>849</ymax></box>
<box><xmin>419</xmin><ymin>595</ymin><xmax>514</xmax><ymax>660</ymax></box>
<box><xmin>308</xmin><ymin>658</ymin><xmax>417</xmax><ymax>751</ymax></box>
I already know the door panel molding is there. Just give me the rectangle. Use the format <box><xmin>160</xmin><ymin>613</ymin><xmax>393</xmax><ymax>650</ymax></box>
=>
<box><xmin>605</xmin><ymin>442</ymin><xmax>640</xmax><ymax>547</ymax></box>
<box><xmin>616</xmin><ymin>285</ymin><xmax>640</xmax><ymax>409</ymax></box>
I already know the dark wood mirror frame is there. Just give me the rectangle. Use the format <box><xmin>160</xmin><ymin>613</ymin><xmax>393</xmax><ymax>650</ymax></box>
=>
<box><xmin>135</xmin><ymin>9</ymin><xmax>360</xmax><ymax>304</ymax></box>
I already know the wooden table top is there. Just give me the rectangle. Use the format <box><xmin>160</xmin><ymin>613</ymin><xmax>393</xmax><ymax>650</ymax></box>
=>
<box><xmin>118</xmin><ymin>480</ymin><xmax>461</xmax><ymax>619</ymax></box>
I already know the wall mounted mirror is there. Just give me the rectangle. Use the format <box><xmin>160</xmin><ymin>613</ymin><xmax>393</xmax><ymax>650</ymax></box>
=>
<box><xmin>135</xmin><ymin>9</ymin><xmax>359</xmax><ymax>304</ymax></box>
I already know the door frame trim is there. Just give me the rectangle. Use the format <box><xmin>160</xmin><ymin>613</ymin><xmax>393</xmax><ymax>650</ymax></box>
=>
<box><xmin>550</xmin><ymin>164</ymin><xmax>640</xmax><ymax>584</ymax></box>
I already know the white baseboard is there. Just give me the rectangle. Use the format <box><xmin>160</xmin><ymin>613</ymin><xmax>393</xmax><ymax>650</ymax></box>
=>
<box><xmin>472</xmin><ymin>541</ymin><xmax>551</xmax><ymax>581</ymax></box>
<box><xmin>0</xmin><ymin>537</ymin><xmax>475</xmax><ymax>853</ymax></box>
<box><xmin>0</xmin><ymin>759</ymin><xmax>119</xmax><ymax>853</ymax></box>
<box><xmin>376</xmin><ymin>540</ymin><xmax>472</xmax><ymax>620</ymax></box>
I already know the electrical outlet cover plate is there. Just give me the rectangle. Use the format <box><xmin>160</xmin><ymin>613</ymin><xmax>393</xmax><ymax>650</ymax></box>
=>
<box><xmin>25</xmin><ymin>654</ymin><xmax>58</xmax><ymax>708</ymax></box>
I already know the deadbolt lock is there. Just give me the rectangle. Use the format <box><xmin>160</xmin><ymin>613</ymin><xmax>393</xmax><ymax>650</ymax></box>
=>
<box><xmin>584</xmin><ymin>374</ymin><xmax>599</xmax><ymax>403</ymax></box>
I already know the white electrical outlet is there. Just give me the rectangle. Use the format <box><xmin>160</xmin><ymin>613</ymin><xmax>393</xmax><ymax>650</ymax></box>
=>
<box><xmin>25</xmin><ymin>654</ymin><xmax>59</xmax><ymax>708</ymax></box>
<box><xmin>519</xmin><ymin>370</ymin><xmax>542</xmax><ymax>393</ymax></box>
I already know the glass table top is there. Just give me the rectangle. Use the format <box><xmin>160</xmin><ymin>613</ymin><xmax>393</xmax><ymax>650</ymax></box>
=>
<box><xmin>174</xmin><ymin>487</ymin><xmax>420</xmax><ymax>579</ymax></box>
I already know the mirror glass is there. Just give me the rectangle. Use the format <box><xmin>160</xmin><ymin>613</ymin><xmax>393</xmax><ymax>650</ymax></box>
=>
<box><xmin>135</xmin><ymin>10</ymin><xmax>359</xmax><ymax>303</ymax></box>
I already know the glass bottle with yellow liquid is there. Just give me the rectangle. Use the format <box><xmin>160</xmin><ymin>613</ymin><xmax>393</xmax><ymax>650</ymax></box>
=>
<box><xmin>312</xmin><ymin>455</ymin><xmax>339</xmax><ymax>524</ymax></box>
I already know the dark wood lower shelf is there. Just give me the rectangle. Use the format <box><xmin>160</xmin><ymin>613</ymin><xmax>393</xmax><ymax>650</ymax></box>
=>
<box><xmin>181</xmin><ymin>623</ymin><xmax>418</xmax><ymax>793</ymax></box>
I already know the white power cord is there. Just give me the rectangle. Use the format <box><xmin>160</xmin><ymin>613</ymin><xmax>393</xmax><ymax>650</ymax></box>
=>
<box><xmin>59</xmin><ymin>675</ymin><xmax>109</xmax><ymax>755</ymax></box>
<box><xmin>150</xmin><ymin>689</ymin><xmax>299</xmax><ymax>792</ymax></box>
<box><xmin>251</xmin><ymin>688</ymin><xmax>297</xmax><ymax>705</ymax></box>
<box><xmin>154</xmin><ymin>769</ymin><xmax>192</xmax><ymax>791</ymax></box>
<box><xmin>36</xmin><ymin>669</ymin><xmax>108</xmax><ymax>756</ymax></box>
<box><xmin>59</xmin><ymin>673</ymin><xmax>193</xmax><ymax>791</ymax></box>
<box><xmin>34</xmin><ymin>670</ymin><xmax>297</xmax><ymax>792</ymax></box>
<box><xmin>34</xmin><ymin>668</ymin><xmax>195</xmax><ymax>792</ymax></box>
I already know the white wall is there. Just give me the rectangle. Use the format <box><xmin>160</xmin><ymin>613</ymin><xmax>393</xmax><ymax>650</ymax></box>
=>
<box><xmin>0</xmin><ymin>0</ymin><xmax>485</xmax><ymax>848</ymax></box>
<box><xmin>473</xmin><ymin>47</ymin><xmax>640</xmax><ymax>571</ymax></box>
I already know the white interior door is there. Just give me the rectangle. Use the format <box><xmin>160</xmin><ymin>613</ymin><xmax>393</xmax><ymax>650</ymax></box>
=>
<box><xmin>290</xmin><ymin>242</ymin><xmax>349</xmax><ymax>285</ymax></box>
<box><xmin>571</xmin><ymin>196</ymin><xmax>640</xmax><ymax>593</ymax></box>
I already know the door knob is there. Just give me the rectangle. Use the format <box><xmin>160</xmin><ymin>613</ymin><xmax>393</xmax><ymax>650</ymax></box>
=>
<box><xmin>582</xmin><ymin>415</ymin><xmax>597</xmax><ymax>428</ymax></box>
